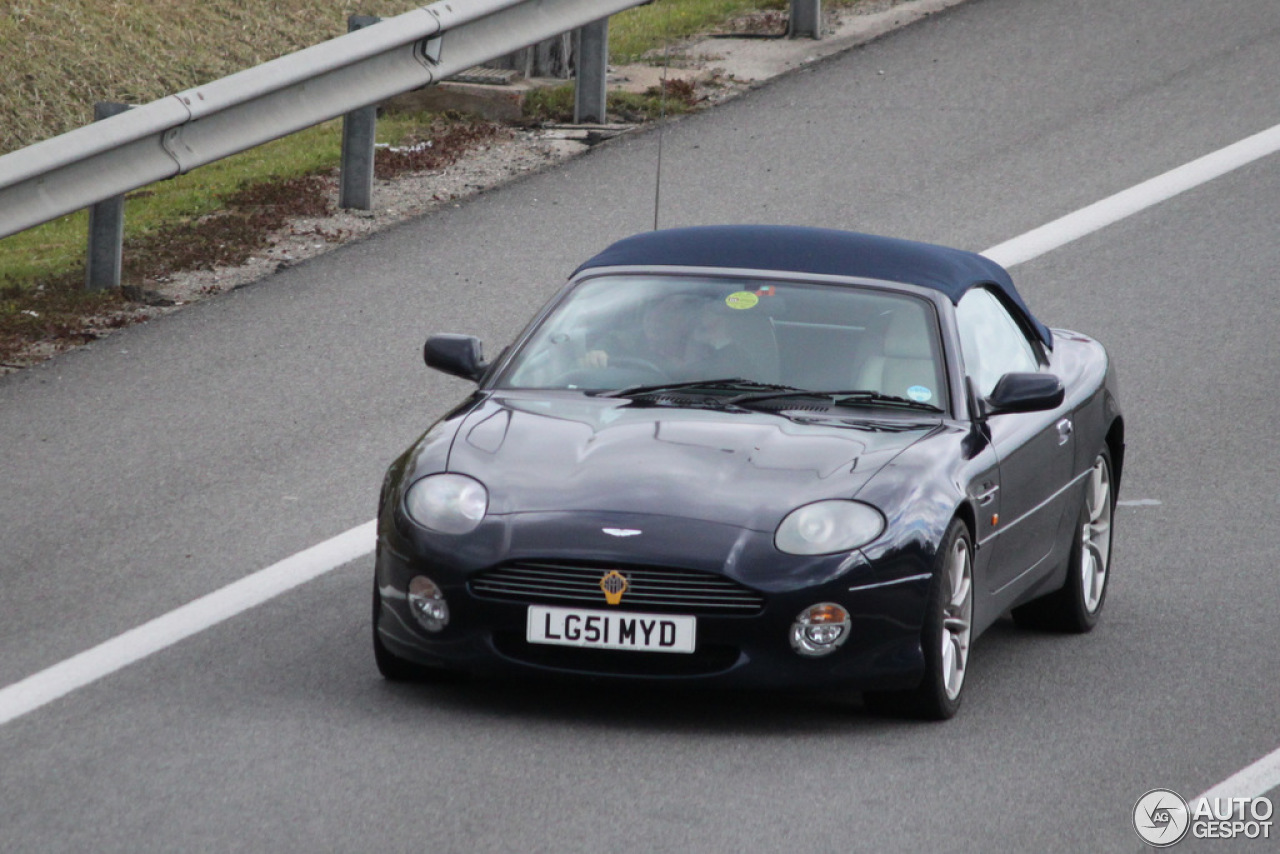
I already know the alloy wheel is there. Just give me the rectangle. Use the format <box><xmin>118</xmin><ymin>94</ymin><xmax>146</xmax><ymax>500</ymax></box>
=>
<box><xmin>940</xmin><ymin>536</ymin><xmax>973</xmax><ymax>701</ymax></box>
<box><xmin>1080</xmin><ymin>457</ymin><xmax>1113</xmax><ymax>613</ymax></box>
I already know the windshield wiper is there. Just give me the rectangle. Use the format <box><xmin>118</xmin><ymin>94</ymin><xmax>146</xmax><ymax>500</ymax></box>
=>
<box><xmin>726</xmin><ymin>388</ymin><xmax>944</xmax><ymax>413</ymax></box>
<box><xmin>594</xmin><ymin>380</ymin><xmax>941</xmax><ymax>413</ymax></box>
<box><xmin>592</xmin><ymin>378</ymin><xmax>805</xmax><ymax>399</ymax></box>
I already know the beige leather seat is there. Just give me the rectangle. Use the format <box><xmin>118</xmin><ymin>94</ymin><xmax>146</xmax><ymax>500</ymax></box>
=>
<box><xmin>854</xmin><ymin>310</ymin><xmax>938</xmax><ymax>399</ymax></box>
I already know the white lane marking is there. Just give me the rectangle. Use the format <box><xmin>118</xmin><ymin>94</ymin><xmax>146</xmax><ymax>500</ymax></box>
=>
<box><xmin>1117</xmin><ymin>499</ymin><xmax>1162</xmax><ymax>506</ymax></box>
<box><xmin>983</xmin><ymin>123</ymin><xmax>1280</xmax><ymax>267</ymax></box>
<box><xmin>0</xmin><ymin>521</ymin><xmax>375</xmax><ymax>727</ymax></box>
<box><xmin>1193</xmin><ymin>743</ymin><xmax>1280</xmax><ymax>804</ymax></box>
<box><xmin>2</xmin><ymin>121</ymin><xmax>1280</xmax><ymax>730</ymax></box>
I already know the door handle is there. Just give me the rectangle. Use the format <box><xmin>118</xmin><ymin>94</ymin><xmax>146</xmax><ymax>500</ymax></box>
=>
<box><xmin>1056</xmin><ymin>418</ymin><xmax>1073</xmax><ymax>445</ymax></box>
<box><xmin>973</xmin><ymin>482</ymin><xmax>999</xmax><ymax>506</ymax></box>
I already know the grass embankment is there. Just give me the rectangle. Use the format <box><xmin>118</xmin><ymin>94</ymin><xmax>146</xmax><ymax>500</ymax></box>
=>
<box><xmin>0</xmin><ymin>0</ymin><xmax>837</xmax><ymax>366</ymax></box>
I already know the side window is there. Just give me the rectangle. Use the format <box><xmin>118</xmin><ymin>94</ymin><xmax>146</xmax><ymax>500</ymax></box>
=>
<box><xmin>955</xmin><ymin>288</ymin><xmax>1039</xmax><ymax>397</ymax></box>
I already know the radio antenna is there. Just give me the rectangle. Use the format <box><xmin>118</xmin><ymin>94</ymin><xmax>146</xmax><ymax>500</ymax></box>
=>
<box><xmin>652</xmin><ymin>27</ymin><xmax>671</xmax><ymax>231</ymax></box>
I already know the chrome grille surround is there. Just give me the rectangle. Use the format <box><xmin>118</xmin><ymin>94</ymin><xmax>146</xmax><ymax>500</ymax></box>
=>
<box><xmin>469</xmin><ymin>560</ymin><xmax>765</xmax><ymax>615</ymax></box>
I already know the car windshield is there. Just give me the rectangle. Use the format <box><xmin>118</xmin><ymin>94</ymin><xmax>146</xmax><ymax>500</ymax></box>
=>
<box><xmin>494</xmin><ymin>275</ymin><xmax>949</xmax><ymax>410</ymax></box>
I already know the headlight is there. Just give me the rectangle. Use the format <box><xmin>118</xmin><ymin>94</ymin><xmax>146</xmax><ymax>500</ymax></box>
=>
<box><xmin>404</xmin><ymin>473</ymin><xmax>488</xmax><ymax>534</ymax></box>
<box><xmin>775</xmin><ymin>500</ymin><xmax>884</xmax><ymax>555</ymax></box>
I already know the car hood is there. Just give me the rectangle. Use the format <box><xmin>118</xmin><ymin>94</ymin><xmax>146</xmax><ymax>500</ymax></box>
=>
<box><xmin>442</xmin><ymin>394</ymin><xmax>938</xmax><ymax>530</ymax></box>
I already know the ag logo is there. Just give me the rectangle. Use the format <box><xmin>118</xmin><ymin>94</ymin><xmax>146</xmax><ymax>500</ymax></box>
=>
<box><xmin>599</xmin><ymin>570</ymin><xmax>629</xmax><ymax>605</ymax></box>
<box><xmin>1133</xmin><ymin>789</ymin><xmax>1190</xmax><ymax>847</ymax></box>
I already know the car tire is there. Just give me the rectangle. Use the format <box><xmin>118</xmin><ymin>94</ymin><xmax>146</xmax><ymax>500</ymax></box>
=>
<box><xmin>865</xmin><ymin>518</ymin><xmax>973</xmax><ymax>721</ymax></box>
<box><xmin>1011</xmin><ymin>449</ymin><xmax>1114</xmax><ymax>633</ymax></box>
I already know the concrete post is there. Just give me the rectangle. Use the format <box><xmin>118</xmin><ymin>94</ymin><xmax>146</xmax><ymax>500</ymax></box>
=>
<box><xmin>574</xmin><ymin>18</ymin><xmax>609</xmax><ymax>124</ymax></box>
<box><xmin>790</xmin><ymin>0</ymin><xmax>821</xmax><ymax>39</ymax></box>
<box><xmin>85</xmin><ymin>102</ymin><xmax>132</xmax><ymax>291</ymax></box>
<box><xmin>340</xmin><ymin>15</ymin><xmax>382</xmax><ymax>211</ymax></box>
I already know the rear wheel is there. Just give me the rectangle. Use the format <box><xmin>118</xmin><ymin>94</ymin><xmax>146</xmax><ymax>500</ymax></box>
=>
<box><xmin>1011</xmin><ymin>450</ymin><xmax>1113</xmax><ymax>633</ymax></box>
<box><xmin>865</xmin><ymin>518</ymin><xmax>973</xmax><ymax>721</ymax></box>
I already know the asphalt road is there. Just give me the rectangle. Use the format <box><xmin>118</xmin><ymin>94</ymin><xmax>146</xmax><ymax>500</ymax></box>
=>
<box><xmin>2</xmin><ymin>0</ymin><xmax>1279</xmax><ymax>851</ymax></box>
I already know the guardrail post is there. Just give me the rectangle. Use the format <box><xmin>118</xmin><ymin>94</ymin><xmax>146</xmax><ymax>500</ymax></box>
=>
<box><xmin>790</xmin><ymin>0</ymin><xmax>821</xmax><ymax>39</ymax></box>
<box><xmin>340</xmin><ymin>15</ymin><xmax>382</xmax><ymax>211</ymax></box>
<box><xmin>487</xmin><ymin>34</ymin><xmax>574</xmax><ymax>78</ymax></box>
<box><xmin>85</xmin><ymin>102</ymin><xmax>132</xmax><ymax>291</ymax></box>
<box><xmin>573</xmin><ymin>18</ymin><xmax>609</xmax><ymax>124</ymax></box>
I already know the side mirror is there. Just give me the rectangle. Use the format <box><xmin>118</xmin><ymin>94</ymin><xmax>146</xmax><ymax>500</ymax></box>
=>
<box><xmin>424</xmin><ymin>334</ymin><xmax>487</xmax><ymax>382</ymax></box>
<box><xmin>985</xmin><ymin>372</ymin><xmax>1064</xmax><ymax>415</ymax></box>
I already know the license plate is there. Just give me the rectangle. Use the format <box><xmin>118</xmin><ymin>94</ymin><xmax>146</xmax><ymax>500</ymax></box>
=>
<box><xmin>527</xmin><ymin>605</ymin><xmax>696</xmax><ymax>654</ymax></box>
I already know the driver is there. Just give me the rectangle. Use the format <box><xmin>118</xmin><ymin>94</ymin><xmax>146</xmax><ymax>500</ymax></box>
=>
<box><xmin>582</xmin><ymin>293</ymin><xmax>703</xmax><ymax>377</ymax></box>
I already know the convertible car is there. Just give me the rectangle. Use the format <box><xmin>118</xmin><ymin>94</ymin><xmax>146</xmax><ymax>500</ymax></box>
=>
<box><xmin>373</xmin><ymin>225</ymin><xmax>1123</xmax><ymax>719</ymax></box>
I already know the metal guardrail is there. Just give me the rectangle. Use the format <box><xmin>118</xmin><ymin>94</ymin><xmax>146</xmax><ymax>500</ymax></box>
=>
<box><xmin>0</xmin><ymin>0</ymin><xmax>823</xmax><ymax>279</ymax></box>
<box><xmin>0</xmin><ymin>0</ymin><xmax>651</xmax><ymax>241</ymax></box>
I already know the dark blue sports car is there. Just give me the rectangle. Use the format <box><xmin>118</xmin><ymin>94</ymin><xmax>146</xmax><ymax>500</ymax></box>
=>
<box><xmin>373</xmin><ymin>226</ymin><xmax>1123</xmax><ymax>719</ymax></box>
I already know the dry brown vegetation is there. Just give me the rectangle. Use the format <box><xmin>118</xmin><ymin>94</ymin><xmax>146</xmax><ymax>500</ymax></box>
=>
<box><xmin>0</xmin><ymin>115</ymin><xmax>506</xmax><ymax>368</ymax></box>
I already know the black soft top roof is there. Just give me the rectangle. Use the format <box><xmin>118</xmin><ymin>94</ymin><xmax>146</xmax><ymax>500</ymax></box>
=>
<box><xmin>575</xmin><ymin>225</ymin><xmax>1052</xmax><ymax>349</ymax></box>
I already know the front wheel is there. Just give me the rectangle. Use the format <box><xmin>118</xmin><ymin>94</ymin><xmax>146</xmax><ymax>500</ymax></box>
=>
<box><xmin>1011</xmin><ymin>450</ymin><xmax>1114</xmax><ymax>633</ymax></box>
<box><xmin>865</xmin><ymin>518</ymin><xmax>973</xmax><ymax>721</ymax></box>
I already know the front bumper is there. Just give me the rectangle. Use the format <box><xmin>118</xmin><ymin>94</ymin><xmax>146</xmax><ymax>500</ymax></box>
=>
<box><xmin>374</xmin><ymin>509</ymin><xmax>933</xmax><ymax>692</ymax></box>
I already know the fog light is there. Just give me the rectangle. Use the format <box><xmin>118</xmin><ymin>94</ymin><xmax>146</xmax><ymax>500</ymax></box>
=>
<box><xmin>790</xmin><ymin>602</ymin><xmax>851</xmax><ymax>657</ymax></box>
<box><xmin>408</xmin><ymin>575</ymin><xmax>449</xmax><ymax>633</ymax></box>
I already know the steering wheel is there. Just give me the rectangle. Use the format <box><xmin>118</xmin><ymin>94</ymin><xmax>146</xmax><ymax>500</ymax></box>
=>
<box><xmin>606</xmin><ymin>356</ymin><xmax>668</xmax><ymax>378</ymax></box>
<box><xmin>547</xmin><ymin>356</ymin><xmax>670</xmax><ymax>389</ymax></box>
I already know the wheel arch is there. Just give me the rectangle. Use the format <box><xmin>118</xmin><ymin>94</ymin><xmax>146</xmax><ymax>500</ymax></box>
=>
<box><xmin>1105</xmin><ymin>416</ymin><xmax>1125</xmax><ymax>491</ymax></box>
<box><xmin>953</xmin><ymin>498</ymin><xmax>977</xmax><ymax>547</ymax></box>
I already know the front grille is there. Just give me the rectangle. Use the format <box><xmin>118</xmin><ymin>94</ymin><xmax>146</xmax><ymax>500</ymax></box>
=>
<box><xmin>470</xmin><ymin>560</ymin><xmax>765</xmax><ymax>616</ymax></box>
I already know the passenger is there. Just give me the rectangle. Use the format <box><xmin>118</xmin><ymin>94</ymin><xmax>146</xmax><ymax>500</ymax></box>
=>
<box><xmin>689</xmin><ymin>297</ymin><xmax>756</xmax><ymax>380</ymax></box>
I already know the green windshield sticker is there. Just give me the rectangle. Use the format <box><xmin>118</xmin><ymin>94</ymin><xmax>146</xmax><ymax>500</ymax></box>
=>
<box><xmin>725</xmin><ymin>291</ymin><xmax>759</xmax><ymax>310</ymax></box>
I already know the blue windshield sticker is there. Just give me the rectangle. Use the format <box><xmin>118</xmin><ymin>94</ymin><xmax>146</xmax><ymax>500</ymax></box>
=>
<box><xmin>907</xmin><ymin>385</ymin><xmax>933</xmax><ymax>402</ymax></box>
